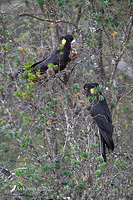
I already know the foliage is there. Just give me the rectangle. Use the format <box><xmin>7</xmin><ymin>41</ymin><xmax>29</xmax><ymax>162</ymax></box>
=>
<box><xmin>0</xmin><ymin>0</ymin><xmax>132</xmax><ymax>199</ymax></box>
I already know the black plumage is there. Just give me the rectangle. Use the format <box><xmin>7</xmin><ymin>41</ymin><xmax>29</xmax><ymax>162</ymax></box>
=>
<box><xmin>30</xmin><ymin>35</ymin><xmax>73</xmax><ymax>75</ymax></box>
<box><xmin>16</xmin><ymin>35</ymin><xmax>74</xmax><ymax>76</ymax></box>
<box><xmin>82</xmin><ymin>83</ymin><xmax>114</xmax><ymax>162</ymax></box>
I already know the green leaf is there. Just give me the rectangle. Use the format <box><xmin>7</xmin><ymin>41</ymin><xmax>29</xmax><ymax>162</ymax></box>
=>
<box><xmin>43</xmin><ymin>105</ymin><xmax>49</xmax><ymax>110</ymax></box>
<box><xmin>99</xmin><ymin>95</ymin><xmax>104</xmax><ymax>101</ymax></box>
<box><xmin>91</xmin><ymin>143</ymin><xmax>98</xmax><ymax>149</ymax></box>
<box><xmin>44</xmin><ymin>118</ymin><xmax>48</xmax><ymax>122</ymax></box>
<box><xmin>95</xmin><ymin>169</ymin><xmax>102</xmax><ymax>175</ymax></box>
<box><xmin>61</xmin><ymin>170</ymin><xmax>71</xmax><ymax>176</ymax></box>
<box><xmin>96</xmin><ymin>156</ymin><xmax>104</xmax><ymax>162</ymax></box>
<box><xmin>51</xmin><ymin>98</ymin><xmax>58</xmax><ymax>105</ymax></box>
<box><xmin>38</xmin><ymin>114</ymin><xmax>44</xmax><ymax>120</ymax></box>
<box><xmin>49</xmin><ymin>111</ymin><xmax>54</xmax><ymax>115</ymax></box>
<box><xmin>96</xmin><ymin>178</ymin><xmax>101</xmax><ymax>183</ymax></box>
<box><xmin>39</xmin><ymin>164</ymin><xmax>51</xmax><ymax>172</ymax></box>
<box><xmin>80</xmin><ymin>151</ymin><xmax>89</xmax><ymax>159</ymax></box>
<box><xmin>68</xmin><ymin>182</ymin><xmax>76</xmax><ymax>188</ymax></box>
<box><xmin>57</xmin><ymin>44</ymin><xmax>64</xmax><ymax>50</ymax></box>
<box><xmin>71</xmin><ymin>83</ymin><xmax>80</xmax><ymax>92</ymax></box>
<box><xmin>53</xmin><ymin>163</ymin><xmax>60</xmax><ymax>170</ymax></box>
<box><xmin>36</xmin><ymin>0</ymin><xmax>45</xmax><ymax>5</ymax></box>
<box><xmin>71</xmin><ymin>159</ymin><xmax>81</xmax><ymax>166</ymax></box>
<box><xmin>77</xmin><ymin>183</ymin><xmax>84</xmax><ymax>190</ymax></box>
<box><xmin>0</xmin><ymin>86</ymin><xmax>4</xmax><ymax>91</ymax></box>
<box><xmin>92</xmin><ymin>96</ymin><xmax>97</xmax><ymax>100</ymax></box>
<box><xmin>29</xmin><ymin>165</ymin><xmax>35</xmax><ymax>173</ymax></box>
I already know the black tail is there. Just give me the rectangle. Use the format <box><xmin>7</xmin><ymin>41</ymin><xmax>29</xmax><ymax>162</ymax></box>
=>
<box><xmin>99</xmin><ymin>129</ymin><xmax>114</xmax><ymax>151</ymax></box>
<box><xmin>101</xmin><ymin>134</ymin><xmax>106</xmax><ymax>162</ymax></box>
<box><xmin>100</xmin><ymin>129</ymin><xmax>114</xmax><ymax>162</ymax></box>
<box><xmin>15</xmin><ymin>66</ymin><xmax>25</xmax><ymax>76</ymax></box>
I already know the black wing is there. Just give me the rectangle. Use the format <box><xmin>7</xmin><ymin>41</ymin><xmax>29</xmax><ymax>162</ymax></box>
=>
<box><xmin>31</xmin><ymin>54</ymin><xmax>51</xmax><ymax>74</ymax></box>
<box><xmin>32</xmin><ymin>48</ymin><xmax>71</xmax><ymax>74</ymax></box>
<box><xmin>90</xmin><ymin>98</ymin><xmax>113</xmax><ymax>135</ymax></box>
<box><xmin>90</xmin><ymin>98</ymin><xmax>114</xmax><ymax>151</ymax></box>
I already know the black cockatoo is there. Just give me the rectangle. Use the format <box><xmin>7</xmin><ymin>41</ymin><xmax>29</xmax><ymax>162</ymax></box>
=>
<box><xmin>82</xmin><ymin>83</ymin><xmax>114</xmax><ymax>162</ymax></box>
<box><xmin>17</xmin><ymin>35</ymin><xmax>74</xmax><ymax>75</ymax></box>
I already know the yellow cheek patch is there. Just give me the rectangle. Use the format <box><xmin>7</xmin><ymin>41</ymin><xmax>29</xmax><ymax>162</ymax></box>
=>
<box><xmin>90</xmin><ymin>88</ymin><xmax>94</xmax><ymax>94</ymax></box>
<box><xmin>62</xmin><ymin>38</ymin><xmax>66</xmax><ymax>45</ymax></box>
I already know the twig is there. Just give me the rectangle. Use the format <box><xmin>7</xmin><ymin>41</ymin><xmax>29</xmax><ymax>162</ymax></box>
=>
<box><xmin>6</xmin><ymin>13</ymin><xmax>80</xmax><ymax>32</ymax></box>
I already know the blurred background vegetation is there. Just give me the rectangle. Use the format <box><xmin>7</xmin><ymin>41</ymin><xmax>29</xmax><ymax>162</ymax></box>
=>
<box><xmin>0</xmin><ymin>0</ymin><xmax>133</xmax><ymax>199</ymax></box>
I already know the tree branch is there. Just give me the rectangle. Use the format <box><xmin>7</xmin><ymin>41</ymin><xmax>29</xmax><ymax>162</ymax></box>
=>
<box><xmin>7</xmin><ymin>13</ymin><xmax>80</xmax><ymax>32</ymax></box>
